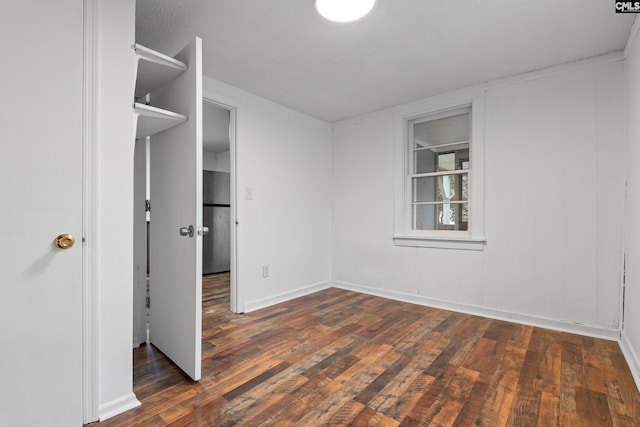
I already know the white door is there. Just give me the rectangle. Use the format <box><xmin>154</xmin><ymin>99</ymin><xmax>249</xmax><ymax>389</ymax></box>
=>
<box><xmin>0</xmin><ymin>1</ymin><xmax>83</xmax><ymax>426</ymax></box>
<box><xmin>149</xmin><ymin>38</ymin><xmax>203</xmax><ymax>381</ymax></box>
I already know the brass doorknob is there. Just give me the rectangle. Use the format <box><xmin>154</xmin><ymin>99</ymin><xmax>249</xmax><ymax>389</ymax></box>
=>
<box><xmin>54</xmin><ymin>234</ymin><xmax>75</xmax><ymax>249</ymax></box>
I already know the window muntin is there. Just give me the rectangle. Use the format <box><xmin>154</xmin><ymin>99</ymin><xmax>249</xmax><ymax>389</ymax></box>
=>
<box><xmin>409</xmin><ymin>109</ymin><xmax>470</xmax><ymax>232</ymax></box>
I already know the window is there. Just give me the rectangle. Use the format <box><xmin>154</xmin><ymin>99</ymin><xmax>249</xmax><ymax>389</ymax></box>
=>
<box><xmin>409</xmin><ymin>109</ymin><xmax>470</xmax><ymax>231</ymax></box>
<box><xmin>393</xmin><ymin>89</ymin><xmax>485</xmax><ymax>250</ymax></box>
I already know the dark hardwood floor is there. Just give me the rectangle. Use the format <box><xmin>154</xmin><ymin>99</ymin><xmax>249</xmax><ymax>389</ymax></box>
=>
<box><xmin>96</xmin><ymin>273</ymin><xmax>640</xmax><ymax>426</ymax></box>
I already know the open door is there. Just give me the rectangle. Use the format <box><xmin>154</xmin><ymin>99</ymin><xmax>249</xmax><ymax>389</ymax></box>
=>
<box><xmin>149</xmin><ymin>38</ymin><xmax>203</xmax><ymax>381</ymax></box>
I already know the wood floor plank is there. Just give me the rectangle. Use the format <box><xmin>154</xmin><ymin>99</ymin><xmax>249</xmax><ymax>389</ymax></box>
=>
<box><xmin>367</xmin><ymin>364</ymin><xmax>432</xmax><ymax>417</ymax></box>
<box><xmin>349</xmin><ymin>405</ymin><xmax>379</xmax><ymax>426</ymax></box>
<box><xmin>243</xmin><ymin>374</ymin><xmax>341</xmax><ymax>426</ymax></box>
<box><xmin>470</xmin><ymin>346</ymin><xmax>524</xmax><ymax>426</ymax></box>
<box><xmin>294</xmin><ymin>346</ymin><xmax>395</xmax><ymax>426</ymax></box>
<box><xmin>450</xmin><ymin>380</ymin><xmax>490</xmax><ymax>427</ymax></box>
<box><xmin>220</xmin><ymin>373</ymin><xmax>307</xmax><ymax>423</ymax></box>
<box><xmin>354</xmin><ymin>352</ymin><xmax>415</xmax><ymax>406</ymax></box>
<box><xmin>560</xmin><ymin>360</ymin><xmax>578</xmax><ymax>413</ymax></box>
<box><xmin>302</xmin><ymin>336</ymin><xmax>364</xmax><ymax>379</ymax></box>
<box><xmin>518</xmin><ymin>350</ymin><xmax>540</xmax><ymax>389</ymax></box>
<box><xmin>364</xmin><ymin>411</ymin><xmax>401</xmax><ymax>427</ymax></box>
<box><xmin>462</xmin><ymin>337</ymin><xmax>497</xmax><ymax>378</ymax></box>
<box><xmin>402</xmin><ymin>363</ymin><xmax>459</xmax><ymax>422</ymax></box>
<box><xmin>471</xmin><ymin>369</ymin><xmax>520</xmax><ymax>426</ymax></box>
<box><xmin>221</xmin><ymin>360</ymin><xmax>290</xmax><ymax>401</ymax></box>
<box><xmin>506</xmin><ymin>323</ymin><xmax>533</xmax><ymax>351</ymax></box>
<box><xmin>609</xmin><ymin>371</ymin><xmax>640</xmax><ymax>421</ymax></box>
<box><xmin>94</xmin><ymin>274</ymin><xmax>640</xmax><ymax>426</ymax></box>
<box><xmin>537</xmin><ymin>391</ymin><xmax>560</xmax><ymax>427</ymax></box>
<box><xmin>575</xmin><ymin>386</ymin><xmax>614</xmax><ymax>427</ymax></box>
<box><xmin>354</xmin><ymin>330</ymin><xmax>447</xmax><ymax>410</ymax></box>
<box><xmin>533</xmin><ymin>342</ymin><xmax>562</xmax><ymax>395</ymax></box>
<box><xmin>413</xmin><ymin>366</ymin><xmax>479</xmax><ymax>427</ymax></box>
<box><xmin>506</xmin><ymin>384</ymin><xmax>541</xmax><ymax>426</ymax></box>
<box><xmin>448</xmin><ymin>317</ymin><xmax>493</xmax><ymax>367</ymax></box>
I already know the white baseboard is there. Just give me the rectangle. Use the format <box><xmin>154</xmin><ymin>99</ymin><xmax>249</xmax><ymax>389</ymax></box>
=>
<box><xmin>332</xmin><ymin>281</ymin><xmax>621</xmax><ymax>341</ymax></box>
<box><xmin>99</xmin><ymin>392</ymin><xmax>141</xmax><ymax>421</ymax></box>
<box><xmin>620</xmin><ymin>331</ymin><xmax>640</xmax><ymax>393</ymax></box>
<box><xmin>244</xmin><ymin>281</ymin><xmax>331</xmax><ymax>313</ymax></box>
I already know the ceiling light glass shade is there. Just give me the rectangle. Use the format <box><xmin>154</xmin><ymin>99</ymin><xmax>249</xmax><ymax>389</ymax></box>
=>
<box><xmin>315</xmin><ymin>0</ymin><xmax>375</xmax><ymax>22</ymax></box>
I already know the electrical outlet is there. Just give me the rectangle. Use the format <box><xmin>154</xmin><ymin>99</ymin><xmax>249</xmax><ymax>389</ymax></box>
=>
<box><xmin>245</xmin><ymin>187</ymin><xmax>253</xmax><ymax>200</ymax></box>
<box><xmin>262</xmin><ymin>265</ymin><xmax>270</xmax><ymax>278</ymax></box>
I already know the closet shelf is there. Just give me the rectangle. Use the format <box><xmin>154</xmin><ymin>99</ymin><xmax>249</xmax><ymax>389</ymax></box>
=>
<box><xmin>134</xmin><ymin>102</ymin><xmax>187</xmax><ymax>139</ymax></box>
<box><xmin>134</xmin><ymin>44</ymin><xmax>187</xmax><ymax>98</ymax></box>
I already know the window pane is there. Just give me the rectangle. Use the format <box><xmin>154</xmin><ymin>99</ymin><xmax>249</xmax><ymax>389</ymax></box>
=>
<box><xmin>412</xmin><ymin>174</ymin><xmax>468</xmax><ymax>203</ymax></box>
<box><xmin>438</xmin><ymin>153</ymin><xmax>455</xmax><ymax>171</ymax></box>
<box><xmin>414</xmin><ymin>147</ymin><xmax>469</xmax><ymax>174</ymax></box>
<box><xmin>415</xmin><ymin>148</ymin><xmax>437</xmax><ymax>174</ymax></box>
<box><xmin>412</xmin><ymin>112</ymin><xmax>470</xmax><ymax>149</ymax></box>
<box><xmin>413</xmin><ymin>203</ymin><xmax>469</xmax><ymax>231</ymax></box>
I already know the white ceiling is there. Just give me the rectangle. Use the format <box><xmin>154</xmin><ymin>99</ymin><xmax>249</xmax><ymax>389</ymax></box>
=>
<box><xmin>136</xmin><ymin>0</ymin><xmax>635</xmax><ymax>123</ymax></box>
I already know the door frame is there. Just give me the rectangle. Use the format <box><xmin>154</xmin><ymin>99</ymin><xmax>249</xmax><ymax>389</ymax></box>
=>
<box><xmin>83</xmin><ymin>0</ymin><xmax>100</xmax><ymax>422</ymax></box>
<box><xmin>203</xmin><ymin>95</ymin><xmax>239</xmax><ymax>313</ymax></box>
<box><xmin>81</xmin><ymin>40</ymin><xmax>242</xmax><ymax>424</ymax></box>
<box><xmin>83</xmin><ymin>0</ymin><xmax>143</xmax><ymax>421</ymax></box>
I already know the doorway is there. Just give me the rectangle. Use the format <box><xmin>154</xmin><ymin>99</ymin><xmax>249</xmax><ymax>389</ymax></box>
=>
<box><xmin>132</xmin><ymin>96</ymin><xmax>238</xmax><ymax>358</ymax></box>
<box><xmin>202</xmin><ymin>99</ymin><xmax>235</xmax><ymax>315</ymax></box>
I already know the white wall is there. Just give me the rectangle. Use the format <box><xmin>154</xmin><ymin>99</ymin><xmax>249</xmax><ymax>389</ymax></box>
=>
<box><xmin>623</xmin><ymin>19</ymin><xmax>640</xmax><ymax>388</ymax></box>
<box><xmin>333</xmin><ymin>58</ymin><xmax>625</xmax><ymax>337</ymax></box>
<box><xmin>97</xmin><ymin>0</ymin><xmax>140</xmax><ymax>419</ymax></box>
<box><xmin>203</xmin><ymin>77</ymin><xmax>333</xmax><ymax>312</ymax></box>
<box><xmin>203</xmin><ymin>149</ymin><xmax>230</xmax><ymax>172</ymax></box>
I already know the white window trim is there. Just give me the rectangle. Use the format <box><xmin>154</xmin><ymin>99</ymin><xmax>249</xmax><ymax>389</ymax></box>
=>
<box><xmin>393</xmin><ymin>86</ymin><xmax>486</xmax><ymax>250</ymax></box>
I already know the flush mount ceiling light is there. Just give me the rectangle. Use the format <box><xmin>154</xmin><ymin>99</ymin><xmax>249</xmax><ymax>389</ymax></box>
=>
<box><xmin>315</xmin><ymin>0</ymin><xmax>375</xmax><ymax>22</ymax></box>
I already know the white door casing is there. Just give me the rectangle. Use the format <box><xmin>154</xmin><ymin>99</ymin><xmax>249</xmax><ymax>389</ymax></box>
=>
<box><xmin>149</xmin><ymin>38</ymin><xmax>203</xmax><ymax>381</ymax></box>
<box><xmin>0</xmin><ymin>1</ymin><xmax>84</xmax><ymax>425</ymax></box>
<box><xmin>133</xmin><ymin>138</ymin><xmax>148</xmax><ymax>348</ymax></box>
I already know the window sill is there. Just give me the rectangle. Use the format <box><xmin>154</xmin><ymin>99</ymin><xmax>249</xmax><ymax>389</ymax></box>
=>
<box><xmin>393</xmin><ymin>235</ymin><xmax>486</xmax><ymax>251</ymax></box>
